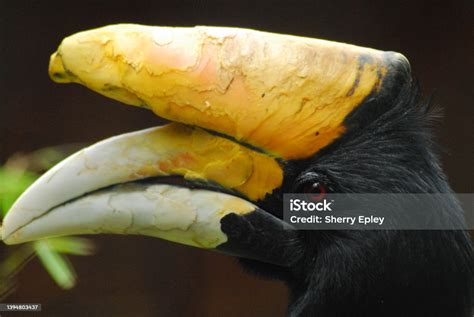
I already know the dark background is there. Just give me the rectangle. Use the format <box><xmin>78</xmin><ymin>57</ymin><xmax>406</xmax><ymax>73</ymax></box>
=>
<box><xmin>1</xmin><ymin>0</ymin><xmax>472</xmax><ymax>316</ymax></box>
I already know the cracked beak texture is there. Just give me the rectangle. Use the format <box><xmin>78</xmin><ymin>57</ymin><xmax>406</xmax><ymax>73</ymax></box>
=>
<box><xmin>2</xmin><ymin>124</ymin><xmax>281</xmax><ymax>245</ymax></box>
<box><xmin>3</xmin><ymin>25</ymin><xmax>408</xmax><ymax>252</ymax></box>
<box><xmin>49</xmin><ymin>24</ymin><xmax>408</xmax><ymax>160</ymax></box>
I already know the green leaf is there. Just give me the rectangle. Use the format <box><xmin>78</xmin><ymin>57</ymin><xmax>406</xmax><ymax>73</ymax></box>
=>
<box><xmin>45</xmin><ymin>237</ymin><xmax>95</xmax><ymax>256</ymax></box>
<box><xmin>0</xmin><ymin>168</ymin><xmax>39</xmax><ymax>217</ymax></box>
<box><xmin>33</xmin><ymin>240</ymin><xmax>77</xmax><ymax>290</ymax></box>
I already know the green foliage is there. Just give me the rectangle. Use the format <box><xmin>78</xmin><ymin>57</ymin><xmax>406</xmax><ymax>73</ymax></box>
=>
<box><xmin>33</xmin><ymin>240</ymin><xmax>77</xmax><ymax>290</ymax></box>
<box><xmin>0</xmin><ymin>168</ymin><xmax>39</xmax><ymax>216</ymax></box>
<box><xmin>0</xmin><ymin>148</ymin><xmax>94</xmax><ymax>297</ymax></box>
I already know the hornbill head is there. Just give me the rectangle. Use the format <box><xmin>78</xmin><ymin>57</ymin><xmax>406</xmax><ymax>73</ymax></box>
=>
<box><xmin>2</xmin><ymin>25</ymin><xmax>472</xmax><ymax>316</ymax></box>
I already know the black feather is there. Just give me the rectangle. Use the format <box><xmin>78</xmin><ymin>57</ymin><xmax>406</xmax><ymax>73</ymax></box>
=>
<box><xmin>239</xmin><ymin>76</ymin><xmax>473</xmax><ymax>316</ymax></box>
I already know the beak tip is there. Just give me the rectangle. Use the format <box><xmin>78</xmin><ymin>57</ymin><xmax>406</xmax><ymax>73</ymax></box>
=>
<box><xmin>2</xmin><ymin>226</ymin><xmax>31</xmax><ymax>245</ymax></box>
<box><xmin>1</xmin><ymin>222</ymin><xmax>16</xmax><ymax>245</ymax></box>
<box><xmin>1</xmin><ymin>227</ymin><xmax>15</xmax><ymax>245</ymax></box>
<box><xmin>1</xmin><ymin>207</ymin><xmax>31</xmax><ymax>245</ymax></box>
<box><xmin>48</xmin><ymin>51</ymin><xmax>74</xmax><ymax>84</ymax></box>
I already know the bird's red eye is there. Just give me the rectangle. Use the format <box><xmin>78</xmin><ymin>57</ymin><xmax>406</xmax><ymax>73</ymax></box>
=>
<box><xmin>302</xmin><ymin>182</ymin><xmax>327</xmax><ymax>201</ymax></box>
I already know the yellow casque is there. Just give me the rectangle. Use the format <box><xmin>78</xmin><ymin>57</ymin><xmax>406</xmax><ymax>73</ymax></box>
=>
<box><xmin>49</xmin><ymin>24</ymin><xmax>408</xmax><ymax>160</ymax></box>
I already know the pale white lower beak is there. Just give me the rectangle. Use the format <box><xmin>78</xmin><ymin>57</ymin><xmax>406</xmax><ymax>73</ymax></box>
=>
<box><xmin>3</xmin><ymin>182</ymin><xmax>255</xmax><ymax>248</ymax></box>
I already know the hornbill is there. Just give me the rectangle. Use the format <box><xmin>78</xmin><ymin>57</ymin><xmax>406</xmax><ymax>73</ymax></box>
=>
<box><xmin>1</xmin><ymin>25</ymin><xmax>472</xmax><ymax>316</ymax></box>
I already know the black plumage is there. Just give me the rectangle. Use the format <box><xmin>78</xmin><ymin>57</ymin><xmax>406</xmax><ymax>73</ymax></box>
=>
<box><xmin>221</xmin><ymin>76</ymin><xmax>474</xmax><ymax>316</ymax></box>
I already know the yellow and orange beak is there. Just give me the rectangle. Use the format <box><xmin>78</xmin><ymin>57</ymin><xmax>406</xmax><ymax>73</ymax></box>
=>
<box><xmin>2</xmin><ymin>25</ymin><xmax>409</xmax><ymax>263</ymax></box>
